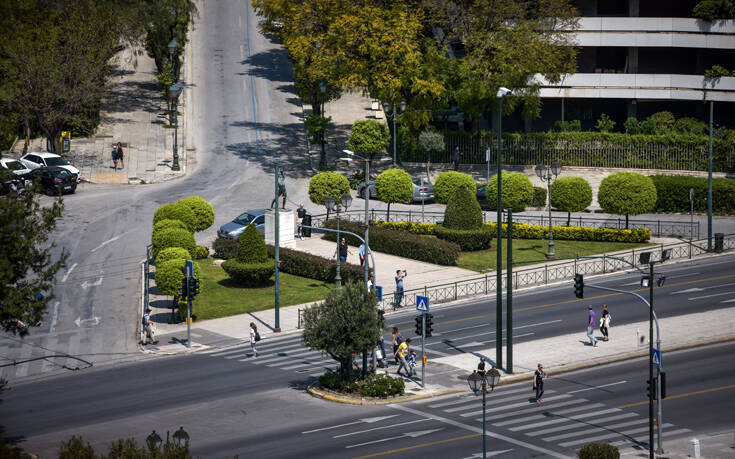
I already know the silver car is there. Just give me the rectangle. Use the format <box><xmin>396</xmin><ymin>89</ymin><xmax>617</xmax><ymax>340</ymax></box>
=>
<box><xmin>357</xmin><ymin>179</ymin><xmax>434</xmax><ymax>203</ymax></box>
<box><xmin>217</xmin><ymin>209</ymin><xmax>267</xmax><ymax>239</ymax></box>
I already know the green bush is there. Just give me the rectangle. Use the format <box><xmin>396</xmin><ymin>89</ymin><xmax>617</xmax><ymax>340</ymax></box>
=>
<box><xmin>486</xmin><ymin>172</ymin><xmax>534</xmax><ymax>212</ymax></box>
<box><xmin>177</xmin><ymin>196</ymin><xmax>215</xmax><ymax>232</ymax></box>
<box><xmin>152</xmin><ymin>202</ymin><xmax>197</xmax><ymax>232</ymax></box>
<box><xmin>348</xmin><ymin>170</ymin><xmax>366</xmax><ymax>190</ymax></box>
<box><xmin>554</xmin><ymin>120</ymin><xmax>581</xmax><ymax>132</ymax></box>
<box><xmin>598</xmin><ymin>172</ymin><xmax>657</xmax><ymax>220</ymax></box>
<box><xmin>674</xmin><ymin>117</ymin><xmax>707</xmax><ymax>135</ymax></box>
<box><xmin>177</xmin><ymin>298</ymin><xmax>196</xmax><ymax>321</ymax></box>
<box><xmin>704</xmin><ymin>64</ymin><xmax>734</xmax><ymax>78</ymax></box>
<box><xmin>155</xmin><ymin>247</ymin><xmax>191</xmax><ymax>265</ymax></box>
<box><xmin>266</xmin><ymin>245</ymin><xmax>364</xmax><ymax>283</ymax></box>
<box><xmin>213</xmin><ymin>237</ymin><xmax>238</xmax><ymax>259</ymax></box>
<box><xmin>373</xmin><ymin>221</ymin><xmax>435</xmax><ymax>235</ymax></box>
<box><xmin>151</xmin><ymin>227</ymin><xmax>196</xmax><ymax>259</ymax></box>
<box><xmin>435</xmin><ymin>224</ymin><xmax>494</xmax><ymax>251</ymax></box>
<box><xmin>152</xmin><ymin>218</ymin><xmax>188</xmax><ymax>236</ymax></box>
<box><xmin>323</xmin><ymin>219</ymin><xmax>460</xmax><ymax>265</ymax></box>
<box><xmin>309</xmin><ymin>172</ymin><xmax>351</xmax><ymax>207</ymax></box>
<box><xmin>418</xmin><ymin>130</ymin><xmax>445</xmax><ymax>162</ymax></box>
<box><xmin>434</xmin><ymin>171</ymin><xmax>476</xmax><ymax>204</ymax></box>
<box><xmin>550</xmin><ymin>177</ymin><xmax>593</xmax><ymax>225</ymax></box>
<box><xmin>648</xmin><ymin>111</ymin><xmax>676</xmax><ymax>132</ymax></box>
<box><xmin>693</xmin><ymin>0</ymin><xmax>735</xmax><ymax>22</ymax></box>
<box><xmin>358</xmin><ymin>373</ymin><xmax>405</xmax><ymax>397</ymax></box>
<box><xmin>221</xmin><ymin>258</ymin><xmax>274</xmax><ymax>286</ymax></box>
<box><xmin>195</xmin><ymin>245</ymin><xmax>209</xmax><ymax>259</ymax></box>
<box><xmin>318</xmin><ymin>371</ymin><xmax>358</xmax><ymax>393</ymax></box>
<box><xmin>577</xmin><ymin>442</ymin><xmax>619</xmax><ymax>459</ymax></box>
<box><xmin>624</xmin><ymin>117</ymin><xmax>641</xmax><ymax>135</ymax></box>
<box><xmin>154</xmin><ymin>258</ymin><xmax>201</xmax><ymax>297</ymax></box>
<box><xmin>596</xmin><ymin>113</ymin><xmax>615</xmax><ymax>132</ymax></box>
<box><xmin>348</xmin><ymin>119</ymin><xmax>390</xmax><ymax>156</ymax></box>
<box><xmin>237</xmin><ymin>224</ymin><xmax>268</xmax><ymax>263</ymax></box>
<box><xmin>532</xmin><ymin>186</ymin><xmax>547</xmax><ymax>207</ymax></box>
<box><xmin>651</xmin><ymin>175</ymin><xmax>735</xmax><ymax>214</ymax></box>
<box><xmin>375</xmin><ymin>168</ymin><xmax>414</xmax><ymax>220</ymax></box>
<box><xmin>443</xmin><ymin>185</ymin><xmax>483</xmax><ymax>230</ymax></box>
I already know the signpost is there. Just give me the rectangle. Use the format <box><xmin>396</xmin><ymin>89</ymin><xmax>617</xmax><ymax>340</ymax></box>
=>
<box><xmin>185</xmin><ymin>259</ymin><xmax>193</xmax><ymax>349</ymax></box>
<box><xmin>652</xmin><ymin>348</ymin><xmax>661</xmax><ymax>366</ymax></box>
<box><xmin>416</xmin><ymin>296</ymin><xmax>429</xmax><ymax>387</ymax></box>
<box><xmin>375</xmin><ymin>286</ymin><xmax>382</xmax><ymax>302</ymax></box>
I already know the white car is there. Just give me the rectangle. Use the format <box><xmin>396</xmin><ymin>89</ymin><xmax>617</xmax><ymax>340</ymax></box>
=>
<box><xmin>0</xmin><ymin>158</ymin><xmax>32</xmax><ymax>176</ymax></box>
<box><xmin>20</xmin><ymin>152</ymin><xmax>80</xmax><ymax>182</ymax></box>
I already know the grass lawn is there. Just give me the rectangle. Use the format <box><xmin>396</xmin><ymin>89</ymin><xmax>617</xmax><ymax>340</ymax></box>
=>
<box><xmin>194</xmin><ymin>258</ymin><xmax>333</xmax><ymax>320</ymax></box>
<box><xmin>457</xmin><ymin>239</ymin><xmax>655</xmax><ymax>272</ymax></box>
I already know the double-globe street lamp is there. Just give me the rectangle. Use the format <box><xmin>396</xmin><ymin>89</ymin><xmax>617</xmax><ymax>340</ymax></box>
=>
<box><xmin>535</xmin><ymin>162</ymin><xmax>562</xmax><ymax>259</ymax></box>
<box><xmin>168</xmin><ymin>39</ymin><xmax>179</xmax><ymax>83</ymax></box>
<box><xmin>168</xmin><ymin>82</ymin><xmax>183</xmax><ymax>171</ymax></box>
<box><xmin>319</xmin><ymin>79</ymin><xmax>327</xmax><ymax>165</ymax></box>
<box><xmin>324</xmin><ymin>193</ymin><xmax>352</xmax><ymax>289</ymax></box>
<box><xmin>467</xmin><ymin>367</ymin><xmax>502</xmax><ymax>459</ymax></box>
<box><xmin>495</xmin><ymin>86</ymin><xmax>511</xmax><ymax>370</ymax></box>
<box><xmin>383</xmin><ymin>100</ymin><xmax>406</xmax><ymax>166</ymax></box>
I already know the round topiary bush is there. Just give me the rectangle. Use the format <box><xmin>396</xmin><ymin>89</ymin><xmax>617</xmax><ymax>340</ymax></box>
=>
<box><xmin>434</xmin><ymin>171</ymin><xmax>475</xmax><ymax>204</ymax></box>
<box><xmin>177</xmin><ymin>196</ymin><xmax>215</xmax><ymax>232</ymax></box>
<box><xmin>532</xmin><ymin>186</ymin><xmax>547</xmax><ymax>208</ymax></box>
<box><xmin>550</xmin><ymin>177</ymin><xmax>593</xmax><ymax>226</ymax></box>
<box><xmin>152</xmin><ymin>202</ymin><xmax>197</xmax><ymax>233</ymax></box>
<box><xmin>156</xmin><ymin>247</ymin><xmax>191</xmax><ymax>265</ymax></box>
<box><xmin>152</xmin><ymin>227</ymin><xmax>196</xmax><ymax>259</ymax></box>
<box><xmin>237</xmin><ymin>224</ymin><xmax>268</xmax><ymax>263</ymax></box>
<box><xmin>577</xmin><ymin>442</ymin><xmax>619</xmax><ymax>459</ymax></box>
<box><xmin>154</xmin><ymin>258</ymin><xmax>201</xmax><ymax>297</ymax></box>
<box><xmin>443</xmin><ymin>185</ymin><xmax>483</xmax><ymax>230</ymax></box>
<box><xmin>486</xmin><ymin>172</ymin><xmax>534</xmax><ymax>212</ymax></box>
<box><xmin>375</xmin><ymin>168</ymin><xmax>414</xmax><ymax>221</ymax></box>
<box><xmin>598</xmin><ymin>172</ymin><xmax>657</xmax><ymax>227</ymax></box>
<box><xmin>308</xmin><ymin>172</ymin><xmax>351</xmax><ymax>207</ymax></box>
<box><xmin>153</xmin><ymin>218</ymin><xmax>189</xmax><ymax>236</ymax></box>
<box><xmin>221</xmin><ymin>258</ymin><xmax>274</xmax><ymax>286</ymax></box>
<box><xmin>195</xmin><ymin>245</ymin><xmax>209</xmax><ymax>259</ymax></box>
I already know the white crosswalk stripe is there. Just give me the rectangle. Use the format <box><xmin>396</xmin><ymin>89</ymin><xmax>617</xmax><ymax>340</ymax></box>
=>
<box><xmin>610</xmin><ymin>428</ymin><xmax>691</xmax><ymax>448</ymax></box>
<box><xmin>510</xmin><ymin>407</ymin><xmax>622</xmax><ymax>431</ymax></box>
<box><xmin>542</xmin><ymin>418</ymin><xmax>648</xmax><ymax>442</ymax></box>
<box><xmin>559</xmin><ymin>423</ymin><xmax>675</xmax><ymax>447</ymax></box>
<box><xmin>528</xmin><ymin>412</ymin><xmax>638</xmax><ymax>437</ymax></box>
<box><xmin>492</xmin><ymin>402</ymin><xmax>603</xmax><ymax>427</ymax></box>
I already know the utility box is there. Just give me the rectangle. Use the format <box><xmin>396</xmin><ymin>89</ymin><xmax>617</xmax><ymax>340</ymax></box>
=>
<box><xmin>60</xmin><ymin>131</ymin><xmax>71</xmax><ymax>153</ymax></box>
<box><xmin>302</xmin><ymin>214</ymin><xmax>312</xmax><ymax>237</ymax></box>
<box><xmin>714</xmin><ymin>233</ymin><xmax>724</xmax><ymax>253</ymax></box>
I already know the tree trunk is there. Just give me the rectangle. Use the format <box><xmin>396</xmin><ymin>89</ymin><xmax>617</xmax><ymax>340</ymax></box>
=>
<box><xmin>625</xmin><ymin>214</ymin><xmax>629</xmax><ymax>229</ymax></box>
<box><xmin>567</xmin><ymin>211</ymin><xmax>571</xmax><ymax>227</ymax></box>
<box><xmin>387</xmin><ymin>203</ymin><xmax>391</xmax><ymax>222</ymax></box>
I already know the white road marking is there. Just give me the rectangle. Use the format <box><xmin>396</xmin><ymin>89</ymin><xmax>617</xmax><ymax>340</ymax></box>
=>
<box><xmin>567</xmin><ymin>380</ymin><xmax>627</xmax><ymax>394</ymax></box>
<box><xmin>49</xmin><ymin>301</ymin><xmax>60</xmax><ymax>332</ymax></box>
<box><xmin>302</xmin><ymin>415</ymin><xmax>398</xmax><ymax>434</ymax></box>
<box><xmin>509</xmin><ymin>407</ymin><xmax>621</xmax><ymax>431</ymax></box>
<box><xmin>670</xmin><ymin>287</ymin><xmax>706</xmax><ymax>295</ymax></box>
<box><xmin>460</xmin><ymin>450</ymin><xmax>513</xmax><ymax>458</ymax></box>
<box><xmin>559</xmin><ymin>423</ymin><xmax>674</xmax><ymax>447</ymax></box>
<box><xmin>61</xmin><ymin>263</ymin><xmax>77</xmax><ymax>282</ymax></box>
<box><xmin>446</xmin><ymin>391</ymin><xmax>558</xmax><ymax>414</ymax></box>
<box><xmin>74</xmin><ymin>316</ymin><xmax>100</xmax><ymax>327</ymax></box>
<box><xmin>345</xmin><ymin>428</ymin><xmax>442</xmax><ymax>449</ymax></box>
<box><xmin>478</xmin><ymin>399</ymin><xmax>587</xmax><ymax>423</ymax></box>
<box><xmin>80</xmin><ymin>277</ymin><xmax>103</xmax><ymax>289</ymax></box>
<box><xmin>544</xmin><ymin>418</ymin><xmax>648</xmax><ymax>442</ymax></box>
<box><xmin>333</xmin><ymin>418</ymin><xmax>430</xmax><ymax>438</ymax></box>
<box><xmin>530</xmin><ymin>412</ymin><xmax>639</xmax><ymax>437</ymax></box>
<box><xmin>689</xmin><ymin>290</ymin><xmax>735</xmax><ymax>300</ymax></box>
<box><xmin>90</xmin><ymin>234</ymin><xmax>124</xmax><ymax>253</ymax></box>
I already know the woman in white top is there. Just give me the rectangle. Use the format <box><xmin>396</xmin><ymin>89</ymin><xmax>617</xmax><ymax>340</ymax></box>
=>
<box><xmin>250</xmin><ymin>322</ymin><xmax>258</xmax><ymax>357</ymax></box>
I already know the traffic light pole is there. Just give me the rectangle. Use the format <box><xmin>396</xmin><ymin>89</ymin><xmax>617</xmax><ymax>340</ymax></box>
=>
<box><xmin>185</xmin><ymin>260</ymin><xmax>193</xmax><ymax>349</ymax></box>
<box><xmin>421</xmin><ymin>313</ymin><xmax>425</xmax><ymax>388</ymax></box>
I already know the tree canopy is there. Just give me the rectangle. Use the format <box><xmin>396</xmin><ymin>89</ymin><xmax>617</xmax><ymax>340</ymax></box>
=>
<box><xmin>375</xmin><ymin>168</ymin><xmax>414</xmax><ymax>221</ymax></box>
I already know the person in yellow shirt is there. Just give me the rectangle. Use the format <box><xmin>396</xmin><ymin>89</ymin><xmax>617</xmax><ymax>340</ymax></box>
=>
<box><xmin>394</xmin><ymin>338</ymin><xmax>412</xmax><ymax>377</ymax></box>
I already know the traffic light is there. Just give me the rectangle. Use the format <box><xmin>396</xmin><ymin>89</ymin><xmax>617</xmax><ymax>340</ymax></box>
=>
<box><xmin>574</xmin><ymin>274</ymin><xmax>584</xmax><ymax>299</ymax></box>
<box><xmin>179</xmin><ymin>276</ymin><xmax>189</xmax><ymax>299</ymax></box>
<box><xmin>425</xmin><ymin>313</ymin><xmax>434</xmax><ymax>338</ymax></box>
<box><xmin>188</xmin><ymin>277</ymin><xmax>200</xmax><ymax>298</ymax></box>
<box><xmin>647</xmin><ymin>378</ymin><xmax>658</xmax><ymax>400</ymax></box>
<box><xmin>377</xmin><ymin>310</ymin><xmax>385</xmax><ymax>325</ymax></box>
<box><xmin>415</xmin><ymin>315</ymin><xmax>422</xmax><ymax>336</ymax></box>
<box><xmin>660</xmin><ymin>372</ymin><xmax>666</xmax><ymax>399</ymax></box>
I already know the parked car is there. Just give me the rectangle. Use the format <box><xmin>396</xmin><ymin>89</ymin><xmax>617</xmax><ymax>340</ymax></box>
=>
<box><xmin>357</xmin><ymin>179</ymin><xmax>434</xmax><ymax>203</ymax></box>
<box><xmin>20</xmin><ymin>152</ymin><xmax>80</xmax><ymax>183</ymax></box>
<box><xmin>0</xmin><ymin>158</ymin><xmax>32</xmax><ymax>176</ymax></box>
<box><xmin>476</xmin><ymin>184</ymin><xmax>492</xmax><ymax>209</ymax></box>
<box><xmin>26</xmin><ymin>166</ymin><xmax>77</xmax><ymax>195</ymax></box>
<box><xmin>217</xmin><ymin>209</ymin><xmax>267</xmax><ymax>239</ymax></box>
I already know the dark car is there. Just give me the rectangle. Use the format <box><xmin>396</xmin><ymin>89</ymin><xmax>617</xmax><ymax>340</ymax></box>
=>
<box><xmin>476</xmin><ymin>184</ymin><xmax>492</xmax><ymax>209</ymax></box>
<box><xmin>27</xmin><ymin>166</ymin><xmax>77</xmax><ymax>195</ymax></box>
<box><xmin>217</xmin><ymin>209</ymin><xmax>267</xmax><ymax>239</ymax></box>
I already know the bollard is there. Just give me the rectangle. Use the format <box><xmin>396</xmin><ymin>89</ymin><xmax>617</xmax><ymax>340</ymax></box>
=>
<box><xmin>689</xmin><ymin>438</ymin><xmax>700</xmax><ymax>458</ymax></box>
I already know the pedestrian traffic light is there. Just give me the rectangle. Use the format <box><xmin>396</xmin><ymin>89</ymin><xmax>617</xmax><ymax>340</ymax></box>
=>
<box><xmin>179</xmin><ymin>277</ymin><xmax>189</xmax><ymax>299</ymax></box>
<box><xmin>188</xmin><ymin>277</ymin><xmax>200</xmax><ymax>298</ymax></box>
<box><xmin>574</xmin><ymin>274</ymin><xmax>584</xmax><ymax>299</ymax></box>
<box><xmin>415</xmin><ymin>315</ymin><xmax>422</xmax><ymax>336</ymax></box>
<box><xmin>425</xmin><ymin>313</ymin><xmax>434</xmax><ymax>338</ymax></box>
<box><xmin>647</xmin><ymin>378</ymin><xmax>658</xmax><ymax>400</ymax></box>
<box><xmin>660</xmin><ymin>372</ymin><xmax>666</xmax><ymax>399</ymax></box>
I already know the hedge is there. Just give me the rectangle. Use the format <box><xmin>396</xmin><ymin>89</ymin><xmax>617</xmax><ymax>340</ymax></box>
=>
<box><xmin>373</xmin><ymin>221</ymin><xmax>435</xmax><ymax>235</ymax></box>
<box><xmin>152</xmin><ymin>202</ymin><xmax>197</xmax><ymax>232</ymax></box>
<box><xmin>434</xmin><ymin>224</ymin><xmax>494</xmax><ymax>251</ymax></box>
<box><xmin>155</xmin><ymin>247</ymin><xmax>191</xmax><ymax>265</ymax></box>
<box><xmin>154</xmin><ymin>258</ymin><xmax>201</xmax><ymax>297</ymax></box>
<box><xmin>221</xmin><ymin>259</ymin><xmax>275</xmax><ymax>286</ymax></box>
<box><xmin>577</xmin><ymin>443</ymin><xmax>619</xmax><ymax>459</ymax></box>
<box><xmin>151</xmin><ymin>227</ymin><xmax>196</xmax><ymax>259</ymax></box>
<box><xmin>195</xmin><ymin>245</ymin><xmax>209</xmax><ymax>259</ymax></box>
<box><xmin>213</xmin><ymin>237</ymin><xmax>238</xmax><ymax>259</ymax></box>
<box><xmin>266</xmin><ymin>245</ymin><xmax>364</xmax><ymax>283</ymax></box>
<box><xmin>177</xmin><ymin>196</ymin><xmax>215</xmax><ymax>232</ymax></box>
<box><xmin>322</xmin><ymin>219</ymin><xmax>460</xmax><ymax>265</ymax></box>
<box><xmin>651</xmin><ymin>175</ymin><xmax>735</xmax><ymax>214</ymax></box>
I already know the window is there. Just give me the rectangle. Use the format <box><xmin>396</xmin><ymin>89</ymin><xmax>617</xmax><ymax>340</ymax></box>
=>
<box><xmin>45</xmin><ymin>156</ymin><xmax>70</xmax><ymax>167</ymax></box>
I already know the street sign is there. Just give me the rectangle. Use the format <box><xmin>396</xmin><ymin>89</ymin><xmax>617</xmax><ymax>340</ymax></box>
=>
<box><xmin>652</xmin><ymin>348</ymin><xmax>662</xmax><ymax>366</ymax></box>
<box><xmin>416</xmin><ymin>296</ymin><xmax>429</xmax><ymax>312</ymax></box>
<box><xmin>185</xmin><ymin>259</ymin><xmax>194</xmax><ymax>277</ymax></box>
<box><xmin>375</xmin><ymin>286</ymin><xmax>382</xmax><ymax>301</ymax></box>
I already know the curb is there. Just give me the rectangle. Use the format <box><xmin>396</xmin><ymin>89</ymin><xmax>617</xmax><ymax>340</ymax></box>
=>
<box><xmin>306</xmin><ymin>382</ymin><xmax>464</xmax><ymax>405</ymax></box>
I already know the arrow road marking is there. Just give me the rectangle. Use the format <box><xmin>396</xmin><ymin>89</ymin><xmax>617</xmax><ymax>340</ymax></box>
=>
<box><xmin>460</xmin><ymin>450</ymin><xmax>514</xmax><ymax>458</ymax></box>
<box><xmin>74</xmin><ymin>316</ymin><xmax>100</xmax><ymax>327</ymax></box>
<box><xmin>80</xmin><ymin>277</ymin><xmax>103</xmax><ymax>289</ymax></box>
<box><xmin>689</xmin><ymin>291</ymin><xmax>735</xmax><ymax>301</ymax></box>
<box><xmin>61</xmin><ymin>263</ymin><xmax>77</xmax><ymax>283</ymax></box>
<box><xmin>345</xmin><ymin>428</ymin><xmax>442</xmax><ymax>449</ymax></box>
<box><xmin>302</xmin><ymin>415</ymin><xmax>398</xmax><ymax>434</ymax></box>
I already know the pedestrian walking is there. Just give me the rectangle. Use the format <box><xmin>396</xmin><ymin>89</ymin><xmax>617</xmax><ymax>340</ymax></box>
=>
<box><xmin>600</xmin><ymin>304</ymin><xmax>611</xmax><ymax>341</ymax></box>
<box><xmin>334</xmin><ymin>237</ymin><xmax>352</xmax><ymax>262</ymax></box>
<box><xmin>117</xmin><ymin>142</ymin><xmax>124</xmax><ymax>169</ymax></box>
<box><xmin>367</xmin><ymin>274</ymin><xmax>374</xmax><ymax>292</ymax></box>
<box><xmin>375</xmin><ymin>337</ymin><xmax>386</xmax><ymax>368</ymax></box>
<box><xmin>111</xmin><ymin>144</ymin><xmax>118</xmax><ymax>170</ymax></box>
<box><xmin>297</xmin><ymin>203</ymin><xmax>307</xmax><ymax>239</ymax></box>
<box><xmin>477</xmin><ymin>357</ymin><xmax>487</xmax><ymax>378</ymax></box>
<box><xmin>407</xmin><ymin>348</ymin><xmax>417</xmax><ymax>376</ymax></box>
<box><xmin>142</xmin><ymin>308</ymin><xmax>158</xmax><ymax>345</ymax></box>
<box><xmin>452</xmin><ymin>146</ymin><xmax>460</xmax><ymax>170</ymax></box>
<box><xmin>534</xmin><ymin>363</ymin><xmax>547</xmax><ymax>404</ymax></box>
<box><xmin>250</xmin><ymin>322</ymin><xmax>260</xmax><ymax>357</ymax></box>
<box><xmin>394</xmin><ymin>269</ymin><xmax>406</xmax><ymax>307</ymax></box>
<box><xmin>586</xmin><ymin>305</ymin><xmax>597</xmax><ymax>346</ymax></box>
<box><xmin>359</xmin><ymin>242</ymin><xmax>366</xmax><ymax>267</ymax></box>
<box><xmin>391</xmin><ymin>327</ymin><xmax>403</xmax><ymax>364</ymax></box>
<box><xmin>394</xmin><ymin>337</ymin><xmax>411</xmax><ymax>376</ymax></box>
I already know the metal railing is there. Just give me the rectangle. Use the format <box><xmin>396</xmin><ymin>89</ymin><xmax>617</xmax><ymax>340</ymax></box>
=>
<box><xmin>373</xmin><ymin>233</ymin><xmax>735</xmax><ymax>311</ymax></box>
<box><xmin>309</xmin><ymin>210</ymin><xmax>700</xmax><ymax>238</ymax></box>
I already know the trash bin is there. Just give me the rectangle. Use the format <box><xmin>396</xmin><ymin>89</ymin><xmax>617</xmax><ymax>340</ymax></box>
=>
<box><xmin>302</xmin><ymin>214</ymin><xmax>312</xmax><ymax>238</ymax></box>
<box><xmin>714</xmin><ymin>233</ymin><xmax>724</xmax><ymax>253</ymax></box>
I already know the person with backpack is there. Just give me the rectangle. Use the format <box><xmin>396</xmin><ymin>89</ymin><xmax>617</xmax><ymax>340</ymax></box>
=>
<box><xmin>250</xmin><ymin>322</ymin><xmax>261</xmax><ymax>357</ymax></box>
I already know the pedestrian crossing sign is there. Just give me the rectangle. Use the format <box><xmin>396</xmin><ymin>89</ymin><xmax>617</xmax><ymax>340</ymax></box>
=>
<box><xmin>416</xmin><ymin>296</ymin><xmax>429</xmax><ymax>312</ymax></box>
<box><xmin>652</xmin><ymin>348</ymin><xmax>661</xmax><ymax>366</ymax></box>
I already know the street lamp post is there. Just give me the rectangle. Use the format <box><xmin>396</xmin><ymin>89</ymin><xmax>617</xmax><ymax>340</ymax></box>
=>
<box><xmin>168</xmin><ymin>39</ymin><xmax>179</xmax><ymax>83</ymax></box>
<box><xmin>495</xmin><ymin>87</ymin><xmax>510</xmax><ymax>370</ymax></box>
<box><xmin>383</xmin><ymin>100</ymin><xmax>406</xmax><ymax>166</ymax></box>
<box><xmin>535</xmin><ymin>162</ymin><xmax>562</xmax><ymax>259</ymax></box>
<box><xmin>168</xmin><ymin>83</ymin><xmax>183</xmax><ymax>171</ymax></box>
<box><xmin>707</xmin><ymin>101</ymin><xmax>713</xmax><ymax>251</ymax></box>
<box><xmin>467</xmin><ymin>367</ymin><xmax>501</xmax><ymax>459</ymax></box>
<box><xmin>319</xmin><ymin>80</ymin><xmax>327</xmax><ymax>166</ymax></box>
<box><xmin>325</xmin><ymin>193</ymin><xmax>352</xmax><ymax>288</ymax></box>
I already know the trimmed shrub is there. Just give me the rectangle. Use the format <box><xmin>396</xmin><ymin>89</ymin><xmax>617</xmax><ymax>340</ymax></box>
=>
<box><xmin>154</xmin><ymin>258</ymin><xmax>201</xmax><ymax>297</ymax></box>
<box><xmin>486</xmin><ymin>172</ymin><xmax>534</xmax><ymax>212</ymax></box>
<box><xmin>318</xmin><ymin>371</ymin><xmax>358</xmax><ymax>393</ymax></box>
<box><xmin>266</xmin><ymin>245</ymin><xmax>364</xmax><ymax>283</ymax></box>
<box><xmin>598</xmin><ymin>172</ymin><xmax>657</xmax><ymax>224</ymax></box>
<box><xmin>195</xmin><ymin>245</ymin><xmax>209</xmax><ymax>259</ymax></box>
<box><xmin>596</xmin><ymin>113</ymin><xmax>615</xmax><ymax>132</ymax></box>
<box><xmin>532</xmin><ymin>186</ymin><xmax>547</xmax><ymax>207</ymax></box>
<box><xmin>358</xmin><ymin>373</ymin><xmax>405</xmax><ymax>397</ymax></box>
<box><xmin>323</xmin><ymin>219</ymin><xmax>460</xmax><ymax>265</ymax></box>
<box><xmin>151</xmin><ymin>227</ymin><xmax>196</xmax><ymax>259</ymax></box>
<box><xmin>177</xmin><ymin>196</ymin><xmax>215</xmax><ymax>232</ymax></box>
<box><xmin>651</xmin><ymin>175</ymin><xmax>735</xmax><ymax>214</ymax></box>
<box><xmin>152</xmin><ymin>218</ymin><xmax>188</xmax><ymax>236</ymax></box>
<box><xmin>308</xmin><ymin>172</ymin><xmax>351</xmax><ymax>207</ymax></box>
<box><xmin>577</xmin><ymin>442</ymin><xmax>619</xmax><ymax>459</ymax></box>
<box><xmin>375</xmin><ymin>168</ymin><xmax>414</xmax><ymax>221</ymax></box>
<box><xmin>443</xmin><ymin>185</ymin><xmax>483</xmax><ymax>230</ymax></box>
<box><xmin>152</xmin><ymin>202</ymin><xmax>197</xmax><ymax>232</ymax></box>
<box><xmin>237</xmin><ymin>224</ymin><xmax>268</xmax><ymax>263</ymax></box>
<box><xmin>221</xmin><ymin>259</ymin><xmax>274</xmax><ymax>286</ymax></box>
<box><xmin>213</xmin><ymin>237</ymin><xmax>238</xmax><ymax>259</ymax></box>
<box><xmin>435</xmin><ymin>224</ymin><xmax>494</xmax><ymax>251</ymax></box>
<box><xmin>648</xmin><ymin>111</ymin><xmax>676</xmax><ymax>132</ymax></box>
<box><xmin>373</xmin><ymin>221</ymin><xmax>435</xmax><ymax>235</ymax></box>
<box><xmin>550</xmin><ymin>177</ymin><xmax>593</xmax><ymax>226</ymax></box>
<box><xmin>674</xmin><ymin>117</ymin><xmax>707</xmax><ymax>135</ymax></box>
<box><xmin>348</xmin><ymin>119</ymin><xmax>390</xmax><ymax>156</ymax></box>
<box><xmin>156</xmin><ymin>247</ymin><xmax>190</xmax><ymax>265</ymax></box>
<box><xmin>434</xmin><ymin>171</ymin><xmax>476</xmax><ymax>204</ymax></box>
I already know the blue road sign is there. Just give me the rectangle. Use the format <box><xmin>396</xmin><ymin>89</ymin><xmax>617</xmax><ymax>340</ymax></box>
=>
<box><xmin>185</xmin><ymin>259</ymin><xmax>194</xmax><ymax>277</ymax></box>
<box><xmin>375</xmin><ymin>286</ymin><xmax>383</xmax><ymax>301</ymax></box>
<box><xmin>652</xmin><ymin>348</ymin><xmax>662</xmax><ymax>366</ymax></box>
<box><xmin>416</xmin><ymin>296</ymin><xmax>429</xmax><ymax>312</ymax></box>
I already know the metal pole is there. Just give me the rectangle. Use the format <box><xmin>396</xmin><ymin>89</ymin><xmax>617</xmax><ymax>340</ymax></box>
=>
<box><xmin>335</xmin><ymin>212</ymin><xmax>342</xmax><ymax>289</ymax></box>
<box><xmin>392</xmin><ymin>106</ymin><xmax>397</xmax><ymax>167</ymax></box>
<box><xmin>648</xmin><ymin>262</ymin><xmax>654</xmax><ymax>459</ymax></box>
<box><xmin>421</xmin><ymin>313</ymin><xmax>425</xmax><ymax>388</ymax></box>
<box><xmin>506</xmin><ymin>208</ymin><xmax>513</xmax><ymax>374</ymax></box>
<box><xmin>496</xmin><ymin>97</ymin><xmax>503</xmax><ymax>370</ymax></box>
<box><xmin>185</xmin><ymin>260</ymin><xmax>193</xmax><ymax>349</ymax></box>
<box><xmin>690</xmin><ymin>188</ymin><xmax>694</xmax><ymax>241</ymax></box>
<box><xmin>171</xmin><ymin>97</ymin><xmax>180</xmax><ymax>171</ymax></box>
<box><xmin>547</xmin><ymin>169</ymin><xmax>555</xmax><ymax>258</ymax></box>
<box><xmin>364</xmin><ymin>159</ymin><xmax>370</xmax><ymax>288</ymax></box>
<box><xmin>274</xmin><ymin>161</ymin><xmax>281</xmax><ymax>332</ymax></box>
<box><xmin>707</xmin><ymin>100</ymin><xmax>713</xmax><ymax>251</ymax></box>
<box><xmin>482</xmin><ymin>380</ymin><xmax>487</xmax><ymax>459</ymax></box>
<box><xmin>656</xmin><ymin>315</ymin><xmax>664</xmax><ymax>455</ymax></box>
